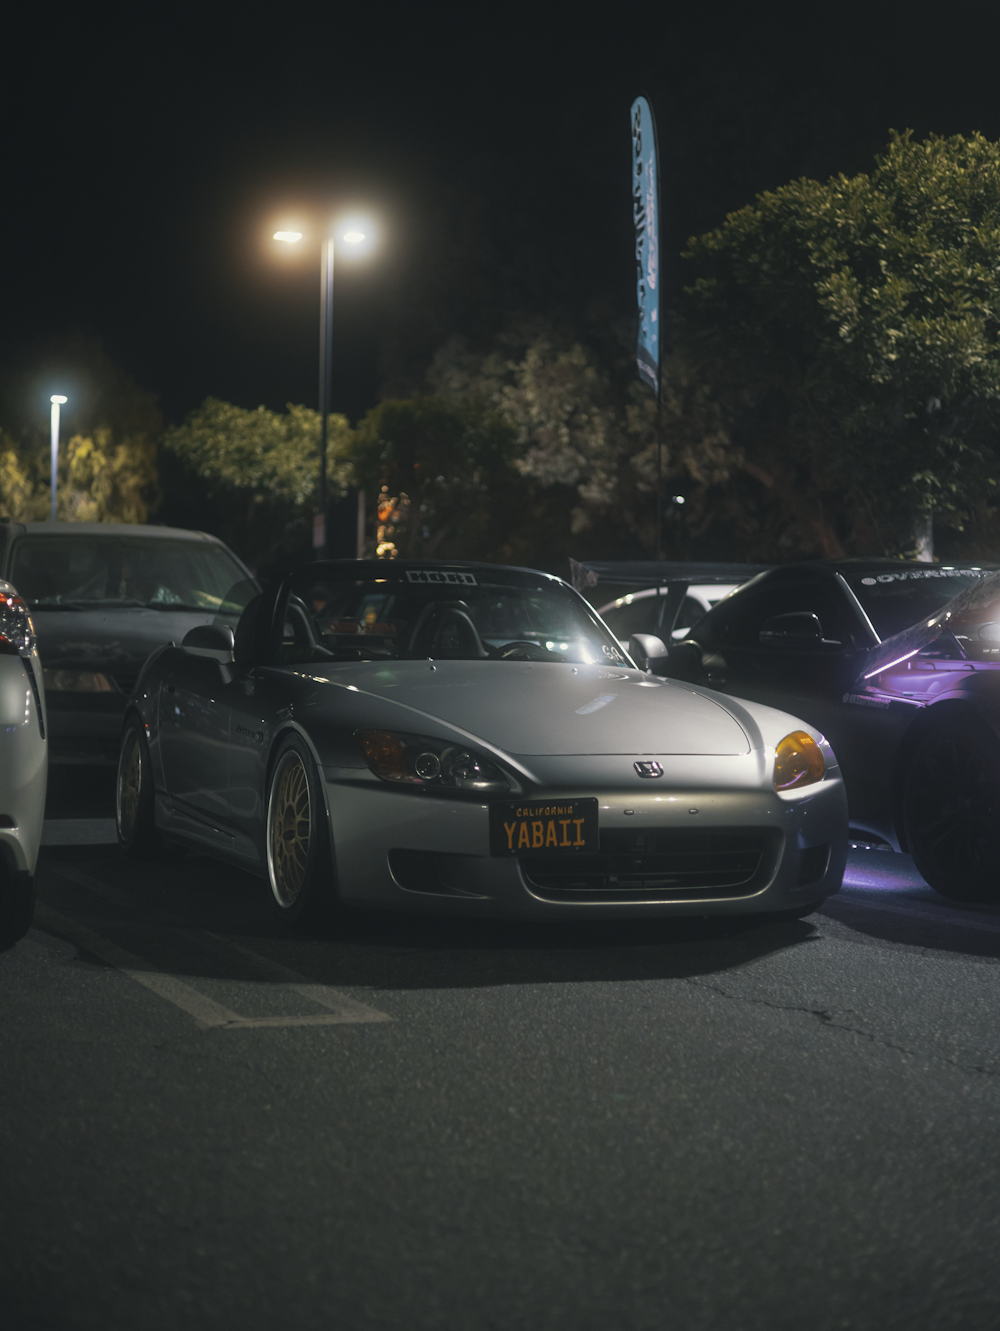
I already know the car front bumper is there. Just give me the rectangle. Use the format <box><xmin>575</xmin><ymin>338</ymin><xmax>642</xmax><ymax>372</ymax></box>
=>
<box><xmin>322</xmin><ymin>773</ymin><xmax>847</xmax><ymax>919</ymax></box>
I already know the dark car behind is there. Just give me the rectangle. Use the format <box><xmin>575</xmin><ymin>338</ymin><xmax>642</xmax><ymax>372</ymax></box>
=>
<box><xmin>0</xmin><ymin>521</ymin><xmax>255</xmax><ymax>765</ymax></box>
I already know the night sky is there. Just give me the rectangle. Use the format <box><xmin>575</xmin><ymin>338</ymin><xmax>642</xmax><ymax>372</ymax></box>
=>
<box><xmin>5</xmin><ymin>2</ymin><xmax>1000</xmax><ymax>435</ymax></box>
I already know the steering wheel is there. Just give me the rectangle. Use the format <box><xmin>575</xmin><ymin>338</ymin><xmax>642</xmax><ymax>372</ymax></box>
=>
<box><xmin>491</xmin><ymin>640</ymin><xmax>568</xmax><ymax>662</ymax></box>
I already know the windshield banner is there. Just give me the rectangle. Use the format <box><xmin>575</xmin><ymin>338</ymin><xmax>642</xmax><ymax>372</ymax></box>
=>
<box><xmin>630</xmin><ymin>95</ymin><xmax>660</xmax><ymax>394</ymax></box>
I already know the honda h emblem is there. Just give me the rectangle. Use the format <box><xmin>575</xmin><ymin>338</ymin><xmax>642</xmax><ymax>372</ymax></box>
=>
<box><xmin>634</xmin><ymin>761</ymin><xmax>663</xmax><ymax>778</ymax></box>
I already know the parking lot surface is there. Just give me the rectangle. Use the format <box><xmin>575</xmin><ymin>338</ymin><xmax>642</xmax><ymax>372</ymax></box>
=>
<box><xmin>3</xmin><ymin>833</ymin><xmax>1000</xmax><ymax>1330</ymax></box>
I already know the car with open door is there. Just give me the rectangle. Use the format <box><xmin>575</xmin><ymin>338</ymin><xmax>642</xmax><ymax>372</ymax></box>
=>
<box><xmin>116</xmin><ymin>560</ymin><xmax>847</xmax><ymax>927</ymax></box>
<box><xmin>661</xmin><ymin>559</ymin><xmax>1000</xmax><ymax>901</ymax></box>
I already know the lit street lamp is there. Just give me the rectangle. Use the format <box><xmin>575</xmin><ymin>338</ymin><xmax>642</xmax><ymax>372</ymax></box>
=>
<box><xmin>273</xmin><ymin>221</ymin><xmax>372</xmax><ymax>557</ymax></box>
<box><xmin>49</xmin><ymin>395</ymin><xmax>67</xmax><ymax>521</ymax></box>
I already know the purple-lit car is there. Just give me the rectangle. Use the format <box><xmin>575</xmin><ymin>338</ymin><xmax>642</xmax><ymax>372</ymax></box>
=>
<box><xmin>663</xmin><ymin>558</ymin><xmax>1000</xmax><ymax>902</ymax></box>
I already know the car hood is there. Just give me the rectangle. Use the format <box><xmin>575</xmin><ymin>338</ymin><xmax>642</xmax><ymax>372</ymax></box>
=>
<box><xmin>312</xmin><ymin>660</ymin><xmax>751</xmax><ymax>756</ymax></box>
<box><xmin>33</xmin><ymin>607</ymin><xmax>217</xmax><ymax>681</ymax></box>
<box><xmin>859</xmin><ymin>568</ymin><xmax>1000</xmax><ymax>678</ymax></box>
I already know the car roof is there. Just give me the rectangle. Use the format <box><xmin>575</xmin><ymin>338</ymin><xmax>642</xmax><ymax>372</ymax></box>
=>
<box><xmin>571</xmin><ymin>558</ymin><xmax>772</xmax><ymax>591</ymax></box>
<box><xmin>598</xmin><ymin>583</ymin><xmax>739</xmax><ymax>612</ymax></box>
<box><xmin>290</xmin><ymin>558</ymin><xmax>569</xmax><ymax>583</ymax></box>
<box><xmin>7</xmin><ymin>522</ymin><xmax>228</xmax><ymax>542</ymax></box>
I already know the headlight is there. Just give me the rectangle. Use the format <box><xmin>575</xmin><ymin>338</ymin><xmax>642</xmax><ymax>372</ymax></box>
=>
<box><xmin>0</xmin><ymin>592</ymin><xmax>35</xmax><ymax>655</ymax></box>
<box><xmin>357</xmin><ymin>729</ymin><xmax>510</xmax><ymax>795</ymax></box>
<box><xmin>774</xmin><ymin>730</ymin><xmax>826</xmax><ymax>791</ymax></box>
<box><xmin>43</xmin><ymin>669</ymin><xmax>115</xmax><ymax>693</ymax></box>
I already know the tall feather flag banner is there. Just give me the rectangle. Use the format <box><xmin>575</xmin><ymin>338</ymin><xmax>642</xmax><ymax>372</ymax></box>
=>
<box><xmin>630</xmin><ymin>96</ymin><xmax>660</xmax><ymax>393</ymax></box>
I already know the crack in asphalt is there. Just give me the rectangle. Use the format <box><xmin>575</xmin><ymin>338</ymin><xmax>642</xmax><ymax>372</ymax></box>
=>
<box><xmin>684</xmin><ymin>976</ymin><xmax>1000</xmax><ymax>1079</ymax></box>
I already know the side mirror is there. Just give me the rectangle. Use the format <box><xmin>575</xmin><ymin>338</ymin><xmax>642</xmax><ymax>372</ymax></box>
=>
<box><xmin>759</xmin><ymin>612</ymin><xmax>831</xmax><ymax>649</ymax></box>
<box><xmin>181</xmin><ymin>623</ymin><xmax>236</xmax><ymax>662</ymax></box>
<box><xmin>663</xmin><ymin>639</ymin><xmax>702</xmax><ymax>682</ymax></box>
<box><xmin>629</xmin><ymin>632</ymin><xmax>669</xmax><ymax>672</ymax></box>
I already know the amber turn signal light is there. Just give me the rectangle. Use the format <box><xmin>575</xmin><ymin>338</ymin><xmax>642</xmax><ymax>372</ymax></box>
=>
<box><xmin>774</xmin><ymin>730</ymin><xmax>826</xmax><ymax>791</ymax></box>
<box><xmin>359</xmin><ymin>730</ymin><xmax>409</xmax><ymax>781</ymax></box>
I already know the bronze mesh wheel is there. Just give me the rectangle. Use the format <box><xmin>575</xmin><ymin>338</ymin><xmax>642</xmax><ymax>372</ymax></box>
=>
<box><xmin>265</xmin><ymin>736</ymin><xmax>335</xmax><ymax>925</ymax></box>
<box><xmin>268</xmin><ymin>750</ymin><xmax>312</xmax><ymax>907</ymax></box>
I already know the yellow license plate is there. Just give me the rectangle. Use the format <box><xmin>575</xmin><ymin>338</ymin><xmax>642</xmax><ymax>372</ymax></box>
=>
<box><xmin>489</xmin><ymin>798</ymin><xmax>599</xmax><ymax>856</ymax></box>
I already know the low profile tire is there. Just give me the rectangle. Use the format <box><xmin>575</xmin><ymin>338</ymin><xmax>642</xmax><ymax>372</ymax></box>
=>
<box><xmin>265</xmin><ymin>734</ymin><xmax>336</xmax><ymax>927</ymax></box>
<box><xmin>117</xmin><ymin>715</ymin><xmax>161</xmax><ymax>859</ymax></box>
<box><xmin>904</xmin><ymin>719</ymin><xmax>1000</xmax><ymax>902</ymax></box>
<box><xmin>0</xmin><ymin>869</ymin><xmax>35</xmax><ymax>948</ymax></box>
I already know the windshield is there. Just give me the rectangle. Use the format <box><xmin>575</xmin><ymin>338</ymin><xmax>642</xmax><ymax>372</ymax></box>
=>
<box><xmin>9</xmin><ymin>536</ymin><xmax>248</xmax><ymax>611</ymax></box>
<box><xmin>843</xmin><ymin>566</ymin><xmax>994</xmax><ymax>640</ymax></box>
<box><xmin>275</xmin><ymin>566</ymin><xmax>630</xmax><ymax>666</ymax></box>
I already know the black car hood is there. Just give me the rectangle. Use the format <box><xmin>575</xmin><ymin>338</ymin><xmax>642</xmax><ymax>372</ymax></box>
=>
<box><xmin>34</xmin><ymin>606</ymin><xmax>217</xmax><ymax>685</ymax></box>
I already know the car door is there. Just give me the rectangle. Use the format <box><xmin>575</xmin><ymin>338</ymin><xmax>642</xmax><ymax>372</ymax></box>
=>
<box><xmin>226</xmin><ymin>594</ymin><xmax>322</xmax><ymax>857</ymax></box>
<box><xmin>157</xmin><ymin>648</ymin><xmax>232</xmax><ymax>831</ymax></box>
<box><xmin>684</xmin><ymin>577</ymin><xmax>870</xmax><ymax>760</ymax></box>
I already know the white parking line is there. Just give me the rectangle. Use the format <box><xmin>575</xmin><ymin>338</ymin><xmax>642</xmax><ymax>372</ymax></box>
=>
<box><xmin>33</xmin><ymin>896</ymin><xmax>391</xmax><ymax>1030</ymax></box>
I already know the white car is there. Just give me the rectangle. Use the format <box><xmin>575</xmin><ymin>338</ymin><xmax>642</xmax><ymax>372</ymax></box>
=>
<box><xmin>0</xmin><ymin>579</ymin><xmax>47</xmax><ymax>945</ymax></box>
<box><xmin>599</xmin><ymin>583</ymin><xmax>740</xmax><ymax>651</ymax></box>
<box><xmin>117</xmin><ymin>560</ymin><xmax>847</xmax><ymax>926</ymax></box>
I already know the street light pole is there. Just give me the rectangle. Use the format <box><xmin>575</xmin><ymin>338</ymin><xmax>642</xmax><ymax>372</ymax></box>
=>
<box><xmin>49</xmin><ymin>394</ymin><xmax>67</xmax><ymax>521</ymax></box>
<box><xmin>273</xmin><ymin>221</ymin><xmax>372</xmax><ymax>561</ymax></box>
<box><xmin>316</xmin><ymin>236</ymin><xmax>334</xmax><ymax>559</ymax></box>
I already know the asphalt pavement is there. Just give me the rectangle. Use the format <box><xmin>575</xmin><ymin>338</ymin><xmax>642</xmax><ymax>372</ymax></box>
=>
<box><xmin>3</xmin><ymin>826</ymin><xmax>1000</xmax><ymax>1331</ymax></box>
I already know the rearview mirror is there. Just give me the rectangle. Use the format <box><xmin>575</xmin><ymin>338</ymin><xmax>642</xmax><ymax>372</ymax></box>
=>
<box><xmin>629</xmin><ymin>633</ymin><xmax>668</xmax><ymax>672</ymax></box>
<box><xmin>181</xmin><ymin>623</ymin><xmax>235</xmax><ymax>662</ymax></box>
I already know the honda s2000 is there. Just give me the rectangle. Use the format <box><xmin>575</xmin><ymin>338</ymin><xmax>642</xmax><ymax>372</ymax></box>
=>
<box><xmin>116</xmin><ymin>562</ymin><xmax>847</xmax><ymax>926</ymax></box>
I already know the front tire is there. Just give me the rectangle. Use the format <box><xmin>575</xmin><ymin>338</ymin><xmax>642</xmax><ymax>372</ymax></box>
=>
<box><xmin>117</xmin><ymin>715</ymin><xmax>161</xmax><ymax>858</ymax></box>
<box><xmin>265</xmin><ymin>735</ymin><xmax>336</xmax><ymax>927</ymax></box>
<box><xmin>904</xmin><ymin>719</ymin><xmax>1000</xmax><ymax>902</ymax></box>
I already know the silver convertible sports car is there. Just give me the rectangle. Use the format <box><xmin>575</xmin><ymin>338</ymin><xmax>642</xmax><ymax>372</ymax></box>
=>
<box><xmin>116</xmin><ymin>561</ymin><xmax>848</xmax><ymax>926</ymax></box>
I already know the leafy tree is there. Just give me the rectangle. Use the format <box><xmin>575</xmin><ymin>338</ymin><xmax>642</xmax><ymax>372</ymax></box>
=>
<box><xmin>348</xmin><ymin>395</ymin><xmax>519</xmax><ymax>561</ymax></box>
<box><xmin>426</xmin><ymin>333</ymin><xmax>737</xmax><ymax>562</ymax></box>
<box><xmin>0</xmin><ymin>428</ymin><xmax>158</xmax><ymax>524</ymax></box>
<box><xmin>682</xmin><ymin>130</ymin><xmax>1000</xmax><ymax>558</ymax></box>
<box><xmin>162</xmin><ymin>399</ymin><xmax>353</xmax><ymax>571</ymax></box>
<box><xmin>0</xmin><ymin>336</ymin><xmax>161</xmax><ymax>525</ymax></box>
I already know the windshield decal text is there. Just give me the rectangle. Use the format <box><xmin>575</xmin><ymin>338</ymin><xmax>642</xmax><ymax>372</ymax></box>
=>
<box><xmin>405</xmin><ymin>570</ymin><xmax>478</xmax><ymax>586</ymax></box>
<box><xmin>860</xmin><ymin>570</ymin><xmax>987</xmax><ymax>585</ymax></box>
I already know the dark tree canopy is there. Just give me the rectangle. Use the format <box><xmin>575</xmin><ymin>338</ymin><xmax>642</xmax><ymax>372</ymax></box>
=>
<box><xmin>682</xmin><ymin>130</ymin><xmax>1000</xmax><ymax>558</ymax></box>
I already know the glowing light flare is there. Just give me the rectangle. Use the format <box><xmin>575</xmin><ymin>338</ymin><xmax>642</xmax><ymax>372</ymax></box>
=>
<box><xmin>335</xmin><ymin>215</ymin><xmax>377</xmax><ymax>256</ymax></box>
<box><xmin>863</xmin><ymin>648</ymin><xmax>923</xmax><ymax>679</ymax></box>
<box><xmin>50</xmin><ymin>394</ymin><xmax>67</xmax><ymax>404</ymax></box>
<box><xmin>273</xmin><ymin>231</ymin><xmax>303</xmax><ymax>243</ymax></box>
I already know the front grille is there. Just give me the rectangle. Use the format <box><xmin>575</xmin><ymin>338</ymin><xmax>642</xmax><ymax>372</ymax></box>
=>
<box><xmin>521</xmin><ymin>827</ymin><xmax>778</xmax><ymax>898</ymax></box>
